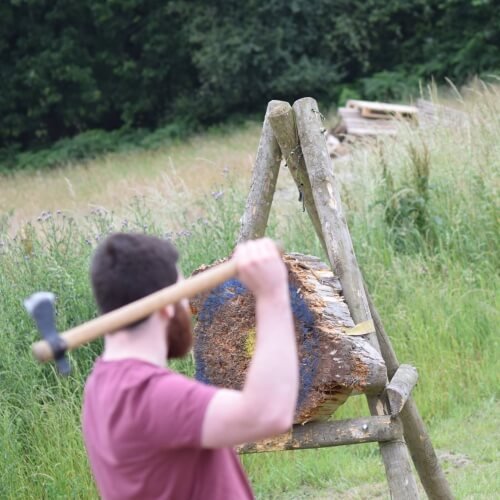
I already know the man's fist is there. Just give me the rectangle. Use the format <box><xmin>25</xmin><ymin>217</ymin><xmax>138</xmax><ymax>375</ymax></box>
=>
<box><xmin>233</xmin><ymin>239</ymin><xmax>288</xmax><ymax>299</ymax></box>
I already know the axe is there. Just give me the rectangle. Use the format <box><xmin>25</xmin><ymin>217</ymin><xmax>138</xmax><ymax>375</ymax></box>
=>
<box><xmin>24</xmin><ymin>257</ymin><xmax>242</xmax><ymax>375</ymax></box>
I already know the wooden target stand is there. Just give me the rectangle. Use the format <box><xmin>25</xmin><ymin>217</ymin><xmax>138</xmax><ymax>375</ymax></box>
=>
<box><xmin>232</xmin><ymin>99</ymin><xmax>453</xmax><ymax>499</ymax></box>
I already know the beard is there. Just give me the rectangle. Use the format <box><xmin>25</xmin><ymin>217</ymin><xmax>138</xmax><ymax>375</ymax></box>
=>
<box><xmin>166</xmin><ymin>302</ymin><xmax>193</xmax><ymax>359</ymax></box>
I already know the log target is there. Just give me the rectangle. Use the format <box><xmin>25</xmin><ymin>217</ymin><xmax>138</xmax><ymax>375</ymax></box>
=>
<box><xmin>191</xmin><ymin>253</ymin><xmax>387</xmax><ymax>423</ymax></box>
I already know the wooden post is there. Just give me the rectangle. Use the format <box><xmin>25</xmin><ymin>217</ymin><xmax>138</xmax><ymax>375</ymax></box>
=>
<box><xmin>294</xmin><ymin>97</ymin><xmax>420</xmax><ymax>500</ymax></box>
<box><xmin>267</xmin><ymin>101</ymin><xmax>327</xmax><ymax>256</ymax></box>
<box><xmin>238</xmin><ymin>416</ymin><xmax>402</xmax><ymax>454</ymax></box>
<box><xmin>367</xmin><ymin>291</ymin><xmax>454</xmax><ymax>499</ymax></box>
<box><xmin>237</xmin><ymin>101</ymin><xmax>282</xmax><ymax>242</ymax></box>
<box><xmin>385</xmin><ymin>364</ymin><xmax>418</xmax><ymax>415</ymax></box>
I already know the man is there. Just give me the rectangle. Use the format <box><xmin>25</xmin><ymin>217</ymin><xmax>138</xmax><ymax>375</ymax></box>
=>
<box><xmin>82</xmin><ymin>232</ymin><xmax>298</xmax><ymax>499</ymax></box>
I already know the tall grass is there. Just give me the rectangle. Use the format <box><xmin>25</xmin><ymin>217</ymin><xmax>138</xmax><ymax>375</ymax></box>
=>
<box><xmin>0</xmin><ymin>87</ymin><xmax>498</xmax><ymax>498</ymax></box>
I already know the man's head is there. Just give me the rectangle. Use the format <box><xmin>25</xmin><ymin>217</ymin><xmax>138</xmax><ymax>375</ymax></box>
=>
<box><xmin>90</xmin><ymin>232</ymin><xmax>192</xmax><ymax>358</ymax></box>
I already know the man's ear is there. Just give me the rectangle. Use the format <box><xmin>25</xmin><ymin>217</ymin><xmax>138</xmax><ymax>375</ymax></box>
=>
<box><xmin>158</xmin><ymin>304</ymin><xmax>175</xmax><ymax>320</ymax></box>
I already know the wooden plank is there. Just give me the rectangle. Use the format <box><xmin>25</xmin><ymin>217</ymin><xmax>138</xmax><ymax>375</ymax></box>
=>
<box><xmin>237</xmin><ymin>416</ymin><xmax>403</xmax><ymax>454</ymax></box>
<box><xmin>338</xmin><ymin>118</ymin><xmax>399</xmax><ymax>130</ymax></box>
<box><xmin>338</xmin><ymin>108</ymin><xmax>399</xmax><ymax>136</ymax></box>
<box><xmin>360</xmin><ymin>108</ymin><xmax>408</xmax><ymax>120</ymax></box>
<box><xmin>237</xmin><ymin>101</ymin><xmax>282</xmax><ymax>242</ymax></box>
<box><xmin>347</xmin><ymin>99</ymin><xmax>418</xmax><ymax>116</ymax></box>
<box><xmin>343</xmin><ymin>126</ymin><xmax>397</xmax><ymax>136</ymax></box>
<box><xmin>294</xmin><ymin>97</ymin><xmax>420</xmax><ymax>500</ymax></box>
<box><xmin>385</xmin><ymin>364</ymin><xmax>418</xmax><ymax>415</ymax></box>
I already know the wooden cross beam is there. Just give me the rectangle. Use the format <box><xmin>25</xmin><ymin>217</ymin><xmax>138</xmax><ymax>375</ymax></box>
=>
<box><xmin>237</xmin><ymin>416</ymin><xmax>402</xmax><ymax>454</ymax></box>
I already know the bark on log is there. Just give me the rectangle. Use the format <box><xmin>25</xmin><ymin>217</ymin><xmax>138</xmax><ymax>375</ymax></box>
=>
<box><xmin>191</xmin><ymin>253</ymin><xmax>387</xmax><ymax>424</ymax></box>
<box><xmin>237</xmin><ymin>416</ymin><xmax>402</xmax><ymax>454</ymax></box>
<box><xmin>267</xmin><ymin>101</ymin><xmax>327</xmax><ymax>256</ymax></box>
<box><xmin>237</xmin><ymin>101</ymin><xmax>282</xmax><ymax>242</ymax></box>
<box><xmin>367</xmin><ymin>290</ymin><xmax>454</xmax><ymax>499</ymax></box>
<box><xmin>385</xmin><ymin>364</ymin><xmax>418</xmax><ymax>415</ymax></box>
<box><xmin>293</xmin><ymin>98</ymin><xmax>375</xmax><ymax>341</ymax></box>
<box><xmin>294</xmin><ymin>97</ymin><xmax>420</xmax><ymax>500</ymax></box>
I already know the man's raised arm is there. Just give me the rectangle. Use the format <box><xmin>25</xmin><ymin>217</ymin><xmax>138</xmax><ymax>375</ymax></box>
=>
<box><xmin>201</xmin><ymin>238</ymin><xmax>298</xmax><ymax>448</ymax></box>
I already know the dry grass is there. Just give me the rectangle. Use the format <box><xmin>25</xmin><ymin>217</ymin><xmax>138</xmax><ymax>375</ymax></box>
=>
<box><xmin>0</xmin><ymin>123</ymin><xmax>263</xmax><ymax>233</ymax></box>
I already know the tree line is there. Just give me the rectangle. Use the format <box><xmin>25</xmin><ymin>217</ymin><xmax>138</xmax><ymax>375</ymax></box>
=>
<box><xmin>1</xmin><ymin>0</ymin><xmax>499</xmax><ymax>157</ymax></box>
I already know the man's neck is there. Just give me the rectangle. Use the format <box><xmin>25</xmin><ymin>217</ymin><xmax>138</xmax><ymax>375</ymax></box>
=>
<box><xmin>102</xmin><ymin>318</ymin><xmax>167</xmax><ymax>367</ymax></box>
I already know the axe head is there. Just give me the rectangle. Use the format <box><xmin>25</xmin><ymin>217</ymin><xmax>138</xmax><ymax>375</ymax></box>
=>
<box><xmin>24</xmin><ymin>292</ymin><xmax>71</xmax><ymax>375</ymax></box>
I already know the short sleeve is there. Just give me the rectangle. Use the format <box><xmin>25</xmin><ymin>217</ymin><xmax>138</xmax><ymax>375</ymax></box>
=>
<box><xmin>144</xmin><ymin>372</ymin><xmax>217</xmax><ymax>449</ymax></box>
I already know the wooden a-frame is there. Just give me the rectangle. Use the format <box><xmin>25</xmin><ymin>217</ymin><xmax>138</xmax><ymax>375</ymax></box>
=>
<box><xmin>237</xmin><ymin>99</ymin><xmax>453</xmax><ymax>500</ymax></box>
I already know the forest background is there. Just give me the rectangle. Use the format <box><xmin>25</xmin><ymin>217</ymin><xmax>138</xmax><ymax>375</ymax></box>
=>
<box><xmin>1</xmin><ymin>0</ymin><xmax>500</xmax><ymax>170</ymax></box>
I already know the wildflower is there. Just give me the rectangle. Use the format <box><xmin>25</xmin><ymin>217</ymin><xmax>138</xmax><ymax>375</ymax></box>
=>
<box><xmin>211</xmin><ymin>190</ymin><xmax>224</xmax><ymax>201</ymax></box>
<box><xmin>38</xmin><ymin>211</ymin><xmax>53</xmax><ymax>221</ymax></box>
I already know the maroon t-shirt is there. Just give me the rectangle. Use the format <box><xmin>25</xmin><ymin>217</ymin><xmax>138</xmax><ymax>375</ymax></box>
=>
<box><xmin>82</xmin><ymin>358</ymin><xmax>254</xmax><ymax>500</ymax></box>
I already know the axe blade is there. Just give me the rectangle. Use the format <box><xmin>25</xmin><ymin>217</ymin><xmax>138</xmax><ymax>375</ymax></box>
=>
<box><xmin>24</xmin><ymin>292</ymin><xmax>71</xmax><ymax>375</ymax></box>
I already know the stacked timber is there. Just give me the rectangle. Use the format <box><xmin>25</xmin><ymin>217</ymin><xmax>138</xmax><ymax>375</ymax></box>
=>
<box><xmin>191</xmin><ymin>253</ymin><xmax>387</xmax><ymax>424</ymax></box>
<box><xmin>347</xmin><ymin>99</ymin><xmax>418</xmax><ymax>120</ymax></box>
<box><xmin>335</xmin><ymin>100</ymin><xmax>418</xmax><ymax>138</ymax></box>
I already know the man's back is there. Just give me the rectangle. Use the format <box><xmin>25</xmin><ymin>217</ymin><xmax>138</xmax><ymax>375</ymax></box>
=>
<box><xmin>82</xmin><ymin>358</ymin><xmax>253</xmax><ymax>500</ymax></box>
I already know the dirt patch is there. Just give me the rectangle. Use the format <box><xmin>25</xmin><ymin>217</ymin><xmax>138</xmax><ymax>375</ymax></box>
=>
<box><xmin>273</xmin><ymin>482</ymin><xmax>389</xmax><ymax>500</ymax></box>
<box><xmin>437</xmin><ymin>450</ymin><xmax>473</xmax><ymax>470</ymax></box>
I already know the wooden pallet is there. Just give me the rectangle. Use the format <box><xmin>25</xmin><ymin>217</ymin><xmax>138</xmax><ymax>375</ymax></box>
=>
<box><xmin>338</xmin><ymin>107</ymin><xmax>399</xmax><ymax>136</ymax></box>
<box><xmin>347</xmin><ymin>99</ymin><xmax>418</xmax><ymax>120</ymax></box>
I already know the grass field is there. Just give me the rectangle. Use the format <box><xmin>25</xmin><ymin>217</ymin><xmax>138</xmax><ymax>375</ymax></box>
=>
<box><xmin>0</xmin><ymin>87</ymin><xmax>498</xmax><ymax>499</ymax></box>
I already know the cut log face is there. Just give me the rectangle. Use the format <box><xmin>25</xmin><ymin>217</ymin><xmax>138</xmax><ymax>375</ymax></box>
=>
<box><xmin>191</xmin><ymin>253</ymin><xmax>387</xmax><ymax>424</ymax></box>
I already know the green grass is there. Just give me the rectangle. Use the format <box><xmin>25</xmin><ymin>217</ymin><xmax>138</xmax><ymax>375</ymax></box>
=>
<box><xmin>244</xmin><ymin>399</ymin><xmax>499</xmax><ymax>499</ymax></box>
<box><xmin>0</xmin><ymin>86</ymin><xmax>499</xmax><ymax>498</ymax></box>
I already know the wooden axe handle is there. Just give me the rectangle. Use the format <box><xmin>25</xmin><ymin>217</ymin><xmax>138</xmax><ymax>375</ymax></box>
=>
<box><xmin>32</xmin><ymin>258</ymin><xmax>239</xmax><ymax>363</ymax></box>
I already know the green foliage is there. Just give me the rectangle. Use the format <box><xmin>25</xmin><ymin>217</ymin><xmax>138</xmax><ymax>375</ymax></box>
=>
<box><xmin>336</xmin><ymin>85</ymin><xmax>362</xmax><ymax>107</ymax></box>
<box><xmin>376</xmin><ymin>137</ymin><xmax>437</xmax><ymax>253</ymax></box>
<box><xmin>1</xmin><ymin>0</ymin><xmax>500</xmax><ymax>164</ymax></box>
<box><xmin>361</xmin><ymin>71</ymin><xmax>421</xmax><ymax>102</ymax></box>
<box><xmin>0</xmin><ymin>1</ymin><xmax>193</xmax><ymax>152</ymax></box>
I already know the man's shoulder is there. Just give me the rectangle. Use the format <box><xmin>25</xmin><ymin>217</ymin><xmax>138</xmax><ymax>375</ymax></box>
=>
<box><xmin>83</xmin><ymin>357</ymin><xmax>218</xmax><ymax>451</ymax></box>
<box><xmin>85</xmin><ymin>358</ymin><xmax>209</xmax><ymax>394</ymax></box>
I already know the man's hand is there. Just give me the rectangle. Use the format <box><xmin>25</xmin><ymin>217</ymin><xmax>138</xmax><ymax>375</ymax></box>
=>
<box><xmin>233</xmin><ymin>238</ymin><xmax>288</xmax><ymax>299</ymax></box>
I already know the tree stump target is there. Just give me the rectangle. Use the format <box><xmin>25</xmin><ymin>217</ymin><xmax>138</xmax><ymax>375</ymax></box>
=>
<box><xmin>191</xmin><ymin>253</ymin><xmax>387</xmax><ymax>424</ymax></box>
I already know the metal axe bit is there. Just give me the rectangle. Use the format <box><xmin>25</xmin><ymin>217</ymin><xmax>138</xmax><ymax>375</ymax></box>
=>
<box><xmin>24</xmin><ymin>292</ymin><xmax>71</xmax><ymax>375</ymax></box>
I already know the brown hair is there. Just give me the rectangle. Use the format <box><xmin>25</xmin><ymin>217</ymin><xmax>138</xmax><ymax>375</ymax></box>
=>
<box><xmin>90</xmin><ymin>233</ymin><xmax>179</xmax><ymax>327</ymax></box>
